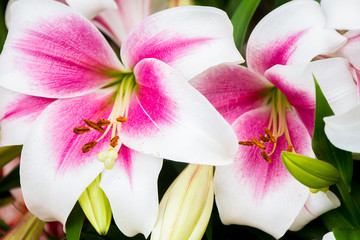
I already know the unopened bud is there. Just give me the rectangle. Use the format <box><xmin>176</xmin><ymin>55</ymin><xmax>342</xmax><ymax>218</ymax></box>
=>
<box><xmin>78</xmin><ymin>175</ymin><xmax>111</xmax><ymax>235</ymax></box>
<box><xmin>151</xmin><ymin>164</ymin><xmax>214</xmax><ymax>240</ymax></box>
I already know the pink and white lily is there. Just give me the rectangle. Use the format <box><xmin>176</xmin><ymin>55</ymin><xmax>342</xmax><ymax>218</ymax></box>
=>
<box><xmin>314</xmin><ymin>0</ymin><xmax>360</xmax><ymax>153</ymax></box>
<box><xmin>191</xmin><ymin>0</ymin><xmax>345</xmax><ymax>238</ymax></box>
<box><xmin>0</xmin><ymin>0</ymin><xmax>242</xmax><ymax>237</ymax></box>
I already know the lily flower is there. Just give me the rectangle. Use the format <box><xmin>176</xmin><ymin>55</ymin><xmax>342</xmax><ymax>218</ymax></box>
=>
<box><xmin>311</xmin><ymin>0</ymin><xmax>360</xmax><ymax>153</ymax></box>
<box><xmin>0</xmin><ymin>0</ymin><xmax>242</xmax><ymax>237</ymax></box>
<box><xmin>191</xmin><ymin>0</ymin><xmax>345</xmax><ymax>238</ymax></box>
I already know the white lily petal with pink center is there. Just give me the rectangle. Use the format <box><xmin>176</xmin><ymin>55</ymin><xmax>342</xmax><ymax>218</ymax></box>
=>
<box><xmin>121</xmin><ymin>6</ymin><xmax>243</xmax><ymax>80</ymax></box>
<box><xmin>335</xmin><ymin>30</ymin><xmax>360</xmax><ymax>70</ymax></box>
<box><xmin>0</xmin><ymin>0</ymin><xmax>123</xmax><ymax>98</ymax></box>
<box><xmin>214</xmin><ymin>107</ymin><xmax>312</xmax><ymax>239</ymax></box>
<box><xmin>265</xmin><ymin>58</ymin><xmax>357</xmax><ymax>134</ymax></box>
<box><xmin>0</xmin><ymin>88</ymin><xmax>55</xmax><ymax>146</ymax></box>
<box><xmin>321</xmin><ymin>0</ymin><xmax>360</xmax><ymax>30</ymax></box>
<box><xmin>20</xmin><ymin>90</ymin><xmax>115</xmax><ymax>224</ymax></box>
<box><xmin>121</xmin><ymin>59</ymin><xmax>237</xmax><ymax>165</ymax></box>
<box><xmin>100</xmin><ymin>145</ymin><xmax>162</xmax><ymax>237</ymax></box>
<box><xmin>246</xmin><ymin>0</ymin><xmax>346</xmax><ymax>75</ymax></box>
<box><xmin>289</xmin><ymin>190</ymin><xmax>340</xmax><ymax>231</ymax></box>
<box><xmin>324</xmin><ymin>105</ymin><xmax>360</xmax><ymax>153</ymax></box>
<box><xmin>190</xmin><ymin>63</ymin><xmax>271</xmax><ymax>124</ymax></box>
<box><xmin>93</xmin><ymin>0</ymin><xmax>168</xmax><ymax>46</ymax></box>
<box><xmin>65</xmin><ymin>0</ymin><xmax>117</xmax><ymax>19</ymax></box>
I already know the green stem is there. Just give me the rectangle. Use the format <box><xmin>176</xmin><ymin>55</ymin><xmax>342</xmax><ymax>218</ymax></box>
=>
<box><xmin>337</xmin><ymin>180</ymin><xmax>360</xmax><ymax>226</ymax></box>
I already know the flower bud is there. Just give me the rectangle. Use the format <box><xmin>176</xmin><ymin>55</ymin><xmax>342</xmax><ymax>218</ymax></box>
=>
<box><xmin>78</xmin><ymin>175</ymin><xmax>111</xmax><ymax>235</ymax></box>
<box><xmin>1</xmin><ymin>212</ymin><xmax>45</xmax><ymax>240</ymax></box>
<box><xmin>151</xmin><ymin>164</ymin><xmax>214</xmax><ymax>240</ymax></box>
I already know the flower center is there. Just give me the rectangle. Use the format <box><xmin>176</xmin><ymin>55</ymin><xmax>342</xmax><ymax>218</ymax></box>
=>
<box><xmin>73</xmin><ymin>74</ymin><xmax>137</xmax><ymax>169</ymax></box>
<box><xmin>239</xmin><ymin>88</ymin><xmax>294</xmax><ymax>163</ymax></box>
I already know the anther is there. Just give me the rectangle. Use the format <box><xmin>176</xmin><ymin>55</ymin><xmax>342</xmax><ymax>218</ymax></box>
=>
<box><xmin>251</xmin><ymin>137</ymin><xmax>266</xmax><ymax>149</ymax></box>
<box><xmin>116</xmin><ymin>116</ymin><xmax>127</xmax><ymax>123</ymax></box>
<box><xmin>82</xmin><ymin>141</ymin><xmax>98</xmax><ymax>153</ymax></box>
<box><xmin>97</xmin><ymin>119</ymin><xmax>111</xmax><ymax>127</ymax></box>
<box><xmin>287</xmin><ymin>145</ymin><xmax>293</xmax><ymax>152</ymax></box>
<box><xmin>110</xmin><ymin>136</ymin><xmax>120</xmax><ymax>148</ymax></box>
<box><xmin>261</xmin><ymin>151</ymin><xmax>272</xmax><ymax>163</ymax></box>
<box><xmin>84</xmin><ymin>119</ymin><xmax>105</xmax><ymax>133</ymax></box>
<box><xmin>238</xmin><ymin>140</ymin><xmax>254</xmax><ymax>146</ymax></box>
<box><xmin>264</xmin><ymin>127</ymin><xmax>276</xmax><ymax>143</ymax></box>
<box><xmin>259</xmin><ymin>134</ymin><xmax>270</xmax><ymax>142</ymax></box>
<box><xmin>73</xmin><ymin>126</ymin><xmax>90</xmax><ymax>134</ymax></box>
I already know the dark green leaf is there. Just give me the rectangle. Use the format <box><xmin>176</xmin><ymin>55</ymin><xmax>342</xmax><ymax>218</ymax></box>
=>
<box><xmin>281</xmin><ymin>152</ymin><xmax>340</xmax><ymax>189</ymax></box>
<box><xmin>66</xmin><ymin>203</ymin><xmax>85</xmax><ymax>240</ymax></box>
<box><xmin>0</xmin><ymin>218</ymin><xmax>10</xmax><ymax>231</ymax></box>
<box><xmin>275</xmin><ymin>0</ymin><xmax>291</xmax><ymax>7</ymax></box>
<box><xmin>231</xmin><ymin>0</ymin><xmax>260</xmax><ymax>53</ymax></box>
<box><xmin>333</xmin><ymin>228</ymin><xmax>360</xmax><ymax>240</ymax></box>
<box><xmin>312</xmin><ymin>78</ymin><xmax>353</xmax><ymax>191</ymax></box>
<box><xmin>0</xmin><ymin>145</ymin><xmax>22</xmax><ymax>169</ymax></box>
<box><xmin>0</xmin><ymin>0</ymin><xmax>8</xmax><ymax>53</ymax></box>
<box><xmin>0</xmin><ymin>165</ymin><xmax>20</xmax><ymax>193</ymax></box>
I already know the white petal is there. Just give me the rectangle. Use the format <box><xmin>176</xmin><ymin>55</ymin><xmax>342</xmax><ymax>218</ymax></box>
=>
<box><xmin>289</xmin><ymin>190</ymin><xmax>340</xmax><ymax>231</ymax></box>
<box><xmin>323</xmin><ymin>232</ymin><xmax>336</xmax><ymax>240</ymax></box>
<box><xmin>66</xmin><ymin>0</ymin><xmax>117</xmax><ymax>19</ymax></box>
<box><xmin>100</xmin><ymin>146</ymin><xmax>162</xmax><ymax>237</ymax></box>
<box><xmin>324</xmin><ymin>105</ymin><xmax>360</xmax><ymax>153</ymax></box>
<box><xmin>321</xmin><ymin>0</ymin><xmax>360</xmax><ymax>30</ymax></box>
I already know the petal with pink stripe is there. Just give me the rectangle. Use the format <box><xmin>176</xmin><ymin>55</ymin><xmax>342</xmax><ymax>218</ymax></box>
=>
<box><xmin>121</xmin><ymin>6</ymin><xmax>243</xmax><ymax>80</ymax></box>
<box><xmin>0</xmin><ymin>88</ymin><xmax>55</xmax><ymax>146</ymax></box>
<box><xmin>121</xmin><ymin>58</ymin><xmax>237</xmax><ymax>166</ymax></box>
<box><xmin>20</xmin><ymin>90</ymin><xmax>115</xmax><ymax>225</ymax></box>
<box><xmin>190</xmin><ymin>63</ymin><xmax>271</xmax><ymax>124</ymax></box>
<box><xmin>0</xmin><ymin>0</ymin><xmax>123</xmax><ymax>98</ymax></box>
<box><xmin>246</xmin><ymin>0</ymin><xmax>345</xmax><ymax>75</ymax></box>
<box><xmin>214</xmin><ymin>106</ymin><xmax>312</xmax><ymax>239</ymax></box>
<box><xmin>100</xmin><ymin>145</ymin><xmax>162</xmax><ymax>237</ymax></box>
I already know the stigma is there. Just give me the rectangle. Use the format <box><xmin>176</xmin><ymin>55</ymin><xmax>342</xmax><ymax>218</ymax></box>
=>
<box><xmin>72</xmin><ymin>74</ymin><xmax>136</xmax><ymax>169</ymax></box>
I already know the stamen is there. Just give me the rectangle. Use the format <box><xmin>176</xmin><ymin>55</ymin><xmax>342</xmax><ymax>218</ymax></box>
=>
<box><xmin>110</xmin><ymin>136</ymin><xmax>120</xmax><ymax>148</ymax></box>
<box><xmin>239</xmin><ymin>140</ymin><xmax>254</xmax><ymax>146</ymax></box>
<box><xmin>287</xmin><ymin>145</ymin><xmax>293</xmax><ymax>152</ymax></box>
<box><xmin>82</xmin><ymin>141</ymin><xmax>98</xmax><ymax>153</ymax></box>
<box><xmin>259</xmin><ymin>134</ymin><xmax>270</xmax><ymax>142</ymax></box>
<box><xmin>261</xmin><ymin>151</ymin><xmax>272</xmax><ymax>163</ymax></box>
<box><xmin>264</xmin><ymin>127</ymin><xmax>276</xmax><ymax>143</ymax></box>
<box><xmin>251</xmin><ymin>137</ymin><xmax>266</xmax><ymax>149</ymax></box>
<box><xmin>97</xmin><ymin>119</ymin><xmax>111</xmax><ymax>127</ymax></box>
<box><xmin>84</xmin><ymin>119</ymin><xmax>105</xmax><ymax>133</ymax></box>
<box><xmin>116</xmin><ymin>116</ymin><xmax>127</xmax><ymax>123</ymax></box>
<box><xmin>73</xmin><ymin>127</ymin><xmax>90</xmax><ymax>134</ymax></box>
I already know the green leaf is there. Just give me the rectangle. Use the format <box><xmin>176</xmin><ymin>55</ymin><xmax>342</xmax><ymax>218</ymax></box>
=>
<box><xmin>281</xmin><ymin>152</ymin><xmax>340</xmax><ymax>189</ymax></box>
<box><xmin>0</xmin><ymin>145</ymin><xmax>22</xmax><ymax>168</ymax></box>
<box><xmin>231</xmin><ymin>0</ymin><xmax>260</xmax><ymax>53</ymax></box>
<box><xmin>312</xmin><ymin>77</ymin><xmax>353</xmax><ymax>191</ymax></box>
<box><xmin>0</xmin><ymin>165</ymin><xmax>20</xmax><ymax>193</ymax></box>
<box><xmin>0</xmin><ymin>0</ymin><xmax>8</xmax><ymax>53</ymax></box>
<box><xmin>66</xmin><ymin>203</ymin><xmax>85</xmax><ymax>240</ymax></box>
<box><xmin>333</xmin><ymin>228</ymin><xmax>360</xmax><ymax>240</ymax></box>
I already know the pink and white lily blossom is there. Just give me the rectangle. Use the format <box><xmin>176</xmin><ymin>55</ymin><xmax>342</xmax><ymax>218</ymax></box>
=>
<box><xmin>315</xmin><ymin>0</ymin><xmax>360</xmax><ymax>153</ymax></box>
<box><xmin>191</xmin><ymin>0</ymin><xmax>345</xmax><ymax>238</ymax></box>
<box><xmin>0</xmin><ymin>0</ymin><xmax>242</xmax><ymax>236</ymax></box>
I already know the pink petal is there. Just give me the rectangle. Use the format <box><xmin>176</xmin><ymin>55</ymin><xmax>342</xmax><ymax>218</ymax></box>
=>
<box><xmin>214</xmin><ymin>106</ymin><xmax>312</xmax><ymax>239</ymax></box>
<box><xmin>0</xmin><ymin>88</ymin><xmax>56</xmax><ymax>146</ymax></box>
<box><xmin>190</xmin><ymin>63</ymin><xmax>271</xmax><ymax>124</ymax></box>
<box><xmin>20</xmin><ymin>90</ymin><xmax>115</xmax><ymax>225</ymax></box>
<box><xmin>289</xmin><ymin>190</ymin><xmax>340</xmax><ymax>231</ymax></box>
<box><xmin>100</xmin><ymin>145</ymin><xmax>162</xmax><ymax>237</ymax></box>
<box><xmin>246</xmin><ymin>0</ymin><xmax>346</xmax><ymax>75</ymax></box>
<box><xmin>121</xmin><ymin>6</ymin><xmax>243</xmax><ymax>79</ymax></box>
<box><xmin>335</xmin><ymin>31</ymin><xmax>360</xmax><ymax>70</ymax></box>
<box><xmin>121</xmin><ymin>58</ymin><xmax>237</xmax><ymax>166</ymax></box>
<box><xmin>0</xmin><ymin>0</ymin><xmax>123</xmax><ymax>98</ymax></box>
<box><xmin>321</xmin><ymin>0</ymin><xmax>360</xmax><ymax>30</ymax></box>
